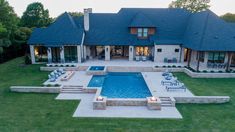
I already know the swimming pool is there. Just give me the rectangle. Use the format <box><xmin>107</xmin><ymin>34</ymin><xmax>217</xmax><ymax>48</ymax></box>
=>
<box><xmin>87</xmin><ymin>72</ymin><xmax>152</xmax><ymax>98</ymax></box>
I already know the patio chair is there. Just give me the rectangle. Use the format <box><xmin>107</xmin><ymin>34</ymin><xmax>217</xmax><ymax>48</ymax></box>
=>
<box><xmin>136</xmin><ymin>56</ymin><xmax>140</xmax><ymax>61</ymax></box>
<box><xmin>161</xmin><ymin>79</ymin><xmax>179</xmax><ymax>86</ymax></box>
<box><xmin>162</xmin><ymin>70</ymin><xmax>170</xmax><ymax>76</ymax></box>
<box><xmin>164</xmin><ymin>75</ymin><xmax>172</xmax><ymax>80</ymax></box>
<box><xmin>142</xmin><ymin>56</ymin><xmax>147</xmax><ymax>61</ymax></box>
<box><xmin>166</xmin><ymin>83</ymin><xmax>186</xmax><ymax>92</ymax></box>
<box><xmin>172</xmin><ymin>58</ymin><xmax>177</xmax><ymax>63</ymax></box>
<box><xmin>164</xmin><ymin>58</ymin><xmax>168</xmax><ymax>63</ymax></box>
<box><xmin>49</xmin><ymin>77</ymin><xmax>56</xmax><ymax>82</ymax></box>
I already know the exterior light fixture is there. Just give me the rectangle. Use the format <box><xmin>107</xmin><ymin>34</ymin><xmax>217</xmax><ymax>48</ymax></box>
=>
<box><xmin>150</xmin><ymin>97</ymin><xmax>157</xmax><ymax>101</ymax></box>
<box><xmin>97</xmin><ymin>96</ymin><xmax>103</xmax><ymax>101</ymax></box>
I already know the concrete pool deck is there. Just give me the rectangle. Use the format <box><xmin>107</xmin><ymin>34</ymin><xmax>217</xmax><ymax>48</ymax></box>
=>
<box><xmin>56</xmin><ymin>93</ymin><xmax>182</xmax><ymax>119</ymax></box>
<box><xmin>50</xmin><ymin>71</ymin><xmax>193</xmax><ymax>118</ymax></box>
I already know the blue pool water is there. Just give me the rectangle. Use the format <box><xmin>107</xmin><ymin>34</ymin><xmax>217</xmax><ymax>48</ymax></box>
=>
<box><xmin>87</xmin><ymin>72</ymin><xmax>152</xmax><ymax>98</ymax></box>
<box><xmin>89</xmin><ymin>66</ymin><xmax>105</xmax><ymax>71</ymax></box>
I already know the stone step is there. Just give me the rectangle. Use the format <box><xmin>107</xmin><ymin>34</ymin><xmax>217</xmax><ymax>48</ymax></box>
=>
<box><xmin>60</xmin><ymin>91</ymin><xmax>85</xmax><ymax>93</ymax></box>
<box><xmin>161</xmin><ymin>104</ymin><xmax>173</xmax><ymax>107</ymax></box>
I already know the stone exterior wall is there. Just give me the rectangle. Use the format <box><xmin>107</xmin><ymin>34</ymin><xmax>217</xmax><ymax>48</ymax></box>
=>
<box><xmin>107</xmin><ymin>66</ymin><xmax>153</xmax><ymax>72</ymax></box>
<box><xmin>174</xmin><ymin>96</ymin><xmax>230</xmax><ymax>104</ymax></box>
<box><xmin>154</xmin><ymin>45</ymin><xmax>181</xmax><ymax>63</ymax></box>
<box><xmin>10</xmin><ymin>86</ymin><xmax>61</xmax><ymax>93</ymax></box>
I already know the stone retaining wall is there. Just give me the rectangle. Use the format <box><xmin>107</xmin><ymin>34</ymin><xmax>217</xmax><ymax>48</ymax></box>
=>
<box><xmin>174</xmin><ymin>96</ymin><xmax>230</xmax><ymax>104</ymax></box>
<box><xmin>107</xmin><ymin>98</ymin><xmax>147</xmax><ymax>106</ymax></box>
<box><xmin>40</xmin><ymin>67</ymin><xmax>78</xmax><ymax>71</ymax></box>
<box><xmin>184</xmin><ymin>69</ymin><xmax>235</xmax><ymax>78</ymax></box>
<box><xmin>107</xmin><ymin>66</ymin><xmax>153</xmax><ymax>72</ymax></box>
<box><xmin>10</xmin><ymin>86</ymin><xmax>61</xmax><ymax>93</ymax></box>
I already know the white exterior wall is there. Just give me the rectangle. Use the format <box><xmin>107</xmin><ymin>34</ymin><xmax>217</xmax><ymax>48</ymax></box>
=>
<box><xmin>105</xmin><ymin>46</ymin><xmax>110</xmax><ymax>61</ymax></box>
<box><xmin>29</xmin><ymin>45</ymin><xmax>35</xmax><ymax>64</ymax></box>
<box><xmin>77</xmin><ymin>46</ymin><xmax>82</xmax><ymax>63</ymax></box>
<box><xmin>129</xmin><ymin>46</ymin><xmax>134</xmax><ymax>61</ymax></box>
<box><xmin>154</xmin><ymin>45</ymin><xmax>181</xmax><ymax>63</ymax></box>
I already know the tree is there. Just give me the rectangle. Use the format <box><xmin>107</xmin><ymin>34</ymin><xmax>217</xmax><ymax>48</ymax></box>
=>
<box><xmin>220</xmin><ymin>13</ymin><xmax>235</xmax><ymax>23</ymax></box>
<box><xmin>68</xmin><ymin>12</ymin><xmax>83</xmax><ymax>17</ymax></box>
<box><xmin>169</xmin><ymin>0</ymin><xmax>210</xmax><ymax>13</ymax></box>
<box><xmin>0</xmin><ymin>0</ymin><xmax>19</xmax><ymax>54</ymax></box>
<box><xmin>20</xmin><ymin>2</ymin><xmax>52</xmax><ymax>28</ymax></box>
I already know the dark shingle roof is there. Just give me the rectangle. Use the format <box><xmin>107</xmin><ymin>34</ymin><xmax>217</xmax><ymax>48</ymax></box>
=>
<box><xmin>28</xmin><ymin>12</ymin><xmax>84</xmax><ymax>46</ymax></box>
<box><xmin>183</xmin><ymin>10</ymin><xmax>235</xmax><ymax>51</ymax></box>
<box><xmin>28</xmin><ymin>8</ymin><xmax>235</xmax><ymax>51</ymax></box>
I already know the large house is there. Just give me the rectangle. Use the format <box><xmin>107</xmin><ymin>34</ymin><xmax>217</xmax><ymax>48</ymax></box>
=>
<box><xmin>28</xmin><ymin>8</ymin><xmax>235</xmax><ymax>71</ymax></box>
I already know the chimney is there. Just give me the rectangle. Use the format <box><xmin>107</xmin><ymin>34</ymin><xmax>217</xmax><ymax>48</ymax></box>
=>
<box><xmin>84</xmin><ymin>8</ymin><xmax>92</xmax><ymax>31</ymax></box>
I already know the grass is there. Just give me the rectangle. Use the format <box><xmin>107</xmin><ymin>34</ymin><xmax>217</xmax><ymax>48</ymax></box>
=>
<box><xmin>0</xmin><ymin>57</ymin><xmax>235</xmax><ymax>131</ymax></box>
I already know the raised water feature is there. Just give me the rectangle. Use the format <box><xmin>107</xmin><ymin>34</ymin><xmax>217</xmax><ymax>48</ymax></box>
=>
<box><xmin>86</xmin><ymin>66</ymin><xmax>106</xmax><ymax>75</ymax></box>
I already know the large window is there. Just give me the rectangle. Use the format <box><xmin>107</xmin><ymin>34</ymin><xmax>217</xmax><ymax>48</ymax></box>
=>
<box><xmin>196</xmin><ymin>52</ymin><xmax>205</xmax><ymax>62</ymax></box>
<box><xmin>137</xmin><ymin>28</ymin><xmax>148</xmax><ymax>38</ymax></box>
<box><xmin>64</xmin><ymin>46</ymin><xmax>77</xmax><ymax>63</ymax></box>
<box><xmin>34</xmin><ymin>46</ymin><xmax>48</xmax><ymax>62</ymax></box>
<box><xmin>135</xmin><ymin>46</ymin><xmax>151</xmax><ymax>56</ymax></box>
<box><xmin>208</xmin><ymin>52</ymin><xmax>225</xmax><ymax>63</ymax></box>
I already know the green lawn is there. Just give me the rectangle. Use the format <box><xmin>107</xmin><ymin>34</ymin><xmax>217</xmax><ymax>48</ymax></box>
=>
<box><xmin>0</xmin><ymin>57</ymin><xmax>235</xmax><ymax>131</ymax></box>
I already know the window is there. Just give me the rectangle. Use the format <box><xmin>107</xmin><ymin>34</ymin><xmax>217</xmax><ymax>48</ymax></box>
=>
<box><xmin>175</xmin><ymin>49</ymin><xmax>179</xmax><ymax>52</ymax></box>
<box><xmin>208</xmin><ymin>52</ymin><xmax>225</xmax><ymax>63</ymax></box>
<box><xmin>157</xmin><ymin>49</ymin><xmax>162</xmax><ymax>52</ymax></box>
<box><xmin>137</xmin><ymin>28</ymin><xmax>148</xmax><ymax>38</ymax></box>
<box><xmin>64</xmin><ymin>46</ymin><xmax>78</xmax><ymax>63</ymax></box>
<box><xmin>196</xmin><ymin>52</ymin><xmax>205</xmax><ymax>62</ymax></box>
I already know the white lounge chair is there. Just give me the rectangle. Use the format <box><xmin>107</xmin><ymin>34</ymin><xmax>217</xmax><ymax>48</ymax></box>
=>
<box><xmin>166</xmin><ymin>83</ymin><xmax>186</xmax><ymax>92</ymax></box>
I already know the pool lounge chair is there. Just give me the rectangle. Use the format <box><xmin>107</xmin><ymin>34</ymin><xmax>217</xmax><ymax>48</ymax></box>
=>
<box><xmin>166</xmin><ymin>83</ymin><xmax>186</xmax><ymax>92</ymax></box>
<box><xmin>161</xmin><ymin>79</ymin><xmax>179</xmax><ymax>86</ymax></box>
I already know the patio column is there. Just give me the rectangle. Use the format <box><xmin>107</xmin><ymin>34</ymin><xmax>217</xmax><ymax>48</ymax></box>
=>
<box><xmin>29</xmin><ymin>45</ymin><xmax>35</xmax><ymax>64</ymax></box>
<box><xmin>47</xmin><ymin>47</ymin><xmax>52</xmax><ymax>63</ymax></box>
<box><xmin>203</xmin><ymin>52</ymin><xmax>208</xmax><ymax>64</ymax></box>
<box><xmin>154</xmin><ymin>45</ymin><xmax>157</xmax><ymax>62</ymax></box>
<box><xmin>196</xmin><ymin>51</ymin><xmax>200</xmax><ymax>72</ymax></box>
<box><xmin>226</xmin><ymin>52</ymin><xmax>232</xmax><ymax>72</ymax></box>
<box><xmin>180</xmin><ymin>47</ymin><xmax>185</xmax><ymax>62</ymax></box>
<box><xmin>129</xmin><ymin>46</ymin><xmax>134</xmax><ymax>61</ymax></box>
<box><xmin>83</xmin><ymin>45</ymin><xmax>87</xmax><ymax>60</ymax></box>
<box><xmin>77</xmin><ymin>45</ymin><xmax>82</xmax><ymax>63</ymax></box>
<box><xmin>105</xmin><ymin>46</ymin><xmax>110</xmax><ymax>61</ymax></box>
<box><xmin>60</xmin><ymin>46</ymin><xmax>65</xmax><ymax>63</ymax></box>
<box><xmin>187</xmin><ymin>49</ymin><xmax>192</xmax><ymax>67</ymax></box>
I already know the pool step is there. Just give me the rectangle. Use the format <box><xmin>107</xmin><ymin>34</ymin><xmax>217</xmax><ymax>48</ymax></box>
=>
<box><xmin>159</xmin><ymin>97</ymin><xmax>175</xmax><ymax>107</ymax></box>
<box><xmin>60</xmin><ymin>86</ymin><xmax>86</xmax><ymax>93</ymax></box>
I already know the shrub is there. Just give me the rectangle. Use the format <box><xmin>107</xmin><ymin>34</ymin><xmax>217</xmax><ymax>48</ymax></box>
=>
<box><xmin>60</xmin><ymin>65</ymin><xmax>64</xmax><ymax>67</ymax></box>
<box><xmin>233</xmin><ymin>70</ymin><xmax>235</xmax><ymax>73</ymax></box>
<box><xmin>177</xmin><ymin>66</ymin><xmax>182</xmax><ymax>68</ymax></box>
<box><xmin>202</xmin><ymin>70</ymin><xmax>208</xmax><ymax>73</ymax></box>
<box><xmin>167</xmin><ymin>65</ymin><xmax>172</xmax><ymax>68</ymax></box>
<box><xmin>210</xmin><ymin>70</ymin><xmax>215</xmax><ymax>73</ymax></box>
<box><xmin>54</xmin><ymin>84</ymin><xmax>60</xmax><ymax>87</ymax></box>
<box><xmin>155</xmin><ymin>66</ymin><xmax>159</xmax><ymax>68</ymax></box>
<box><xmin>24</xmin><ymin>55</ymin><xmax>31</xmax><ymax>65</ymax></box>
<box><xmin>218</xmin><ymin>70</ymin><xmax>223</xmax><ymax>73</ymax></box>
<box><xmin>162</xmin><ymin>65</ymin><xmax>166</xmax><ymax>68</ymax></box>
<box><xmin>46</xmin><ymin>84</ymin><xmax>52</xmax><ymax>87</ymax></box>
<box><xmin>66</xmin><ymin>65</ymin><xmax>70</xmax><ymax>67</ymax></box>
<box><xmin>172</xmin><ymin>65</ymin><xmax>176</xmax><ymax>68</ymax></box>
<box><xmin>54</xmin><ymin>65</ymin><xmax>58</xmax><ymax>67</ymax></box>
<box><xmin>71</xmin><ymin>65</ymin><xmax>76</xmax><ymax>67</ymax></box>
<box><xmin>49</xmin><ymin>65</ymin><xmax>53</xmax><ymax>67</ymax></box>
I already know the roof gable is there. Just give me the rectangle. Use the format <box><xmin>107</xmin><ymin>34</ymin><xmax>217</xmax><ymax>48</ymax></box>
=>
<box><xmin>129</xmin><ymin>12</ymin><xmax>155</xmax><ymax>27</ymax></box>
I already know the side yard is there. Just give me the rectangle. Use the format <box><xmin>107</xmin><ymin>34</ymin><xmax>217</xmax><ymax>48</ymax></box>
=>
<box><xmin>0</xmin><ymin>57</ymin><xmax>234</xmax><ymax>131</ymax></box>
